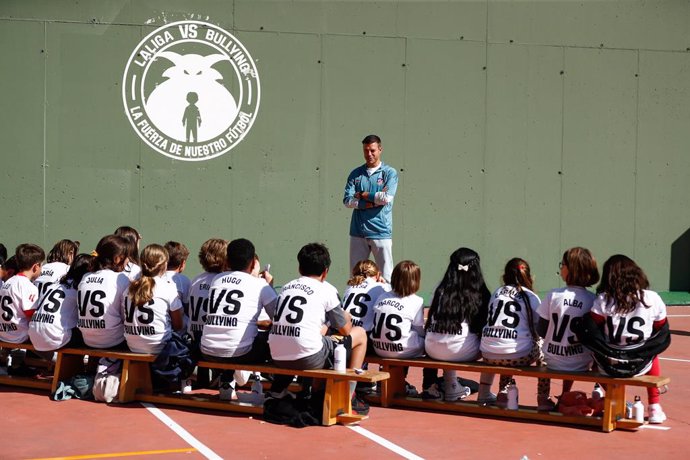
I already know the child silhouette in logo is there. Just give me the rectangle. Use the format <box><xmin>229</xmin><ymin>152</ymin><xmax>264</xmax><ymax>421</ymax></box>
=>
<box><xmin>183</xmin><ymin>92</ymin><xmax>202</xmax><ymax>142</ymax></box>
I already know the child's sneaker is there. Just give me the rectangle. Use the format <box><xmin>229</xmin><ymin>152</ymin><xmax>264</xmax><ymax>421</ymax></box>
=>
<box><xmin>234</xmin><ymin>370</ymin><xmax>252</xmax><ymax>387</ymax></box>
<box><xmin>477</xmin><ymin>392</ymin><xmax>497</xmax><ymax>405</ymax></box>
<box><xmin>537</xmin><ymin>396</ymin><xmax>557</xmax><ymax>412</ymax></box>
<box><xmin>351</xmin><ymin>394</ymin><xmax>370</xmax><ymax>415</ymax></box>
<box><xmin>404</xmin><ymin>381</ymin><xmax>419</xmax><ymax>397</ymax></box>
<box><xmin>218</xmin><ymin>381</ymin><xmax>236</xmax><ymax>401</ymax></box>
<box><xmin>420</xmin><ymin>383</ymin><xmax>443</xmax><ymax>400</ymax></box>
<box><xmin>648</xmin><ymin>403</ymin><xmax>667</xmax><ymax>424</ymax></box>
<box><xmin>351</xmin><ymin>395</ymin><xmax>370</xmax><ymax>415</ymax></box>
<box><xmin>444</xmin><ymin>381</ymin><xmax>471</xmax><ymax>402</ymax></box>
<box><xmin>355</xmin><ymin>381</ymin><xmax>377</xmax><ymax>395</ymax></box>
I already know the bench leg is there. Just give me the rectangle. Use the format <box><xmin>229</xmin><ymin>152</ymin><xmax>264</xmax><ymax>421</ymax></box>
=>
<box><xmin>601</xmin><ymin>383</ymin><xmax>626</xmax><ymax>432</ymax></box>
<box><xmin>51</xmin><ymin>353</ymin><xmax>85</xmax><ymax>395</ymax></box>
<box><xmin>118</xmin><ymin>360</ymin><xmax>152</xmax><ymax>403</ymax></box>
<box><xmin>322</xmin><ymin>378</ymin><xmax>355</xmax><ymax>426</ymax></box>
<box><xmin>379</xmin><ymin>364</ymin><xmax>405</xmax><ymax>408</ymax></box>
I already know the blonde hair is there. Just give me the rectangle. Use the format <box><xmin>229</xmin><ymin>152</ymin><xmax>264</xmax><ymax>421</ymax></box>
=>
<box><xmin>128</xmin><ymin>244</ymin><xmax>168</xmax><ymax>307</ymax></box>
<box><xmin>391</xmin><ymin>260</ymin><xmax>421</xmax><ymax>297</ymax></box>
<box><xmin>199</xmin><ymin>238</ymin><xmax>228</xmax><ymax>273</ymax></box>
<box><xmin>347</xmin><ymin>260</ymin><xmax>380</xmax><ymax>286</ymax></box>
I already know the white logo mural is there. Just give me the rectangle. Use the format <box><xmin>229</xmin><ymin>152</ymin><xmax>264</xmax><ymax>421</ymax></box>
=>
<box><xmin>122</xmin><ymin>20</ymin><xmax>260</xmax><ymax>161</ymax></box>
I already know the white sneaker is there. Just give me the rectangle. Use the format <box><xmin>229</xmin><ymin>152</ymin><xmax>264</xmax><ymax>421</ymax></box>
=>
<box><xmin>444</xmin><ymin>382</ymin><xmax>471</xmax><ymax>402</ymax></box>
<box><xmin>234</xmin><ymin>370</ymin><xmax>252</xmax><ymax>386</ymax></box>
<box><xmin>219</xmin><ymin>382</ymin><xmax>236</xmax><ymax>401</ymax></box>
<box><xmin>181</xmin><ymin>379</ymin><xmax>193</xmax><ymax>394</ymax></box>
<box><xmin>648</xmin><ymin>403</ymin><xmax>667</xmax><ymax>424</ymax></box>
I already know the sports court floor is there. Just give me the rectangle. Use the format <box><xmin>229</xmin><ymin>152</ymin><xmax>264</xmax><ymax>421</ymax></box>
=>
<box><xmin>4</xmin><ymin>306</ymin><xmax>689</xmax><ymax>460</ymax></box>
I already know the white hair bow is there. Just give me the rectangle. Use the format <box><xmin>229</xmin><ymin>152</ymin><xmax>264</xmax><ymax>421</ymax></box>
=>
<box><xmin>458</xmin><ymin>264</ymin><xmax>469</xmax><ymax>272</ymax></box>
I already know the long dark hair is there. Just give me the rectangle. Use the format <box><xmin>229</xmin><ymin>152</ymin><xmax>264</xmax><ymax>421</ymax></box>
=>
<box><xmin>60</xmin><ymin>253</ymin><xmax>96</xmax><ymax>289</ymax></box>
<box><xmin>425</xmin><ymin>248</ymin><xmax>489</xmax><ymax>332</ymax></box>
<box><xmin>596</xmin><ymin>254</ymin><xmax>650</xmax><ymax>314</ymax></box>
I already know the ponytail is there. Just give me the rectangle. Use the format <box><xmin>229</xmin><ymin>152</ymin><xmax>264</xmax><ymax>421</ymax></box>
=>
<box><xmin>128</xmin><ymin>244</ymin><xmax>168</xmax><ymax>307</ymax></box>
<box><xmin>347</xmin><ymin>260</ymin><xmax>380</xmax><ymax>286</ymax></box>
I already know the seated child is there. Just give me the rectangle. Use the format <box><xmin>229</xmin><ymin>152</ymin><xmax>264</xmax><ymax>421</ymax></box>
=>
<box><xmin>268</xmin><ymin>243</ymin><xmax>369</xmax><ymax>414</ymax></box>
<box><xmin>164</xmin><ymin>241</ymin><xmax>191</xmax><ymax>313</ymax></box>
<box><xmin>34</xmin><ymin>239</ymin><xmax>80</xmax><ymax>298</ymax></box>
<box><xmin>424</xmin><ymin>248</ymin><xmax>491</xmax><ymax>401</ymax></box>
<box><xmin>479</xmin><ymin>258</ymin><xmax>553</xmax><ymax>410</ymax></box>
<box><xmin>123</xmin><ymin>244</ymin><xmax>184</xmax><ymax>354</ymax></box>
<box><xmin>371</xmin><ymin>260</ymin><xmax>425</xmax><ymax>359</ymax></box>
<box><xmin>0</xmin><ymin>244</ymin><xmax>45</xmax><ymax>343</ymax></box>
<box><xmin>536</xmin><ymin>247</ymin><xmax>599</xmax><ymax>401</ymax></box>
<box><xmin>200</xmin><ymin>238</ymin><xmax>277</xmax><ymax>400</ymax></box>
<box><xmin>115</xmin><ymin>226</ymin><xmax>142</xmax><ymax>281</ymax></box>
<box><xmin>589</xmin><ymin>255</ymin><xmax>668</xmax><ymax>424</ymax></box>
<box><xmin>77</xmin><ymin>235</ymin><xmax>130</xmax><ymax>348</ymax></box>
<box><xmin>29</xmin><ymin>254</ymin><xmax>95</xmax><ymax>351</ymax></box>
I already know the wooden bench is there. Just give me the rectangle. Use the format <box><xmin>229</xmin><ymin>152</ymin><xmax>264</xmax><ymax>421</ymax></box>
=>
<box><xmin>137</xmin><ymin>361</ymin><xmax>390</xmax><ymax>426</ymax></box>
<box><xmin>0</xmin><ymin>341</ymin><xmax>53</xmax><ymax>391</ymax></box>
<box><xmin>52</xmin><ymin>347</ymin><xmax>156</xmax><ymax>403</ymax></box>
<box><xmin>365</xmin><ymin>355</ymin><xmax>670</xmax><ymax>432</ymax></box>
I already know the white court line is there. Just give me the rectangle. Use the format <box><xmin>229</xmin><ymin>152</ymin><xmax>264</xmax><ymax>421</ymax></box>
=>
<box><xmin>348</xmin><ymin>425</ymin><xmax>425</xmax><ymax>460</ymax></box>
<box><xmin>141</xmin><ymin>402</ymin><xmax>223</xmax><ymax>460</ymax></box>
<box><xmin>659</xmin><ymin>357</ymin><xmax>690</xmax><ymax>363</ymax></box>
<box><xmin>640</xmin><ymin>425</ymin><xmax>671</xmax><ymax>431</ymax></box>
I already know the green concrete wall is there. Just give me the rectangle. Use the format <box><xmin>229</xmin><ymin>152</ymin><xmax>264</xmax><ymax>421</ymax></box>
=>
<box><xmin>1</xmin><ymin>1</ymin><xmax>690</xmax><ymax>303</ymax></box>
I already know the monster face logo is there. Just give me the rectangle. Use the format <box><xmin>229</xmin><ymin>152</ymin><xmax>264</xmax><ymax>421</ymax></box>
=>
<box><xmin>122</xmin><ymin>20</ymin><xmax>260</xmax><ymax>161</ymax></box>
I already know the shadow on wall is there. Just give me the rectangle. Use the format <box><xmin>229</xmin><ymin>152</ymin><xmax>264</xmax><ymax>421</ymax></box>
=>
<box><xmin>670</xmin><ymin>228</ymin><xmax>690</xmax><ymax>291</ymax></box>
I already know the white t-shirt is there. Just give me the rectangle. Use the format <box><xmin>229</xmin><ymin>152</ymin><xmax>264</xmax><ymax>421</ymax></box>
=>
<box><xmin>165</xmin><ymin>271</ymin><xmax>191</xmax><ymax>305</ymax></box>
<box><xmin>591</xmin><ymin>290</ymin><xmax>667</xmax><ymax>347</ymax></box>
<box><xmin>269</xmin><ymin>276</ymin><xmax>340</xmax><ymax>361</ymax></box>
<box><xmin>29</xmin><ymin>283</ymin><xmax>78</xmax><ymax>351</ymax></box>
<box><xmin>342</xmin><ymin>277</ymin><xmax>390</xmax><ymax>332</ymax></box>
<box><xmin>425</xmin><ymin>315</ymin><xmax>480</xmax><ymax>362</ymax></box>
<box><xmin>480</xmin><ymin>285</ymin><xmax>541</xmax><ymax>360</ymax></box>
<box><xmin>123</xmin><ymin>262</ymin><xmax>142</xmax><ymax>281</ymax></box>
<box><xmin>537</xmin><ymin>286</ymin><xmax>596</xmax><ymax>371</ymax></box>
<box><xmin>0</xmin><ymin>275</ymin><xmax>39</xmax><ymax>343</ymax></box>
<box><xmin>371</xmin><ymin>291</ymin><xmax>425</xmax><ymax>358</ymax></box>
<box><xmin>123</xmin><ymin>275</ymin><xmax>183</xmax><ymax>354</ymax></box>
<box><xmin>34</xmin><ymin>262</ymin><xmax>70</xmax><ymax>298</ymax></box>
<box><xmin>77</xmin><ymin>269</ymin><xmax>130</xmax><ymax>348</ymax></box>
<box><xmin>187</xmin><ymin>272</ymin><xmax>216</xmax><ymax>336</ymax></box>
<box><xmin>201</xmin><ymin>271</ymin><xmax>278</xmax><ymax>358</ymax></box>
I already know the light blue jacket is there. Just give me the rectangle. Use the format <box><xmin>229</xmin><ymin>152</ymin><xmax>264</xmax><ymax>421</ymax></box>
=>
<box><xmin>343</xmin><ymin>162</ymin><xmax>398</xmax><ymax>239</ymax></box>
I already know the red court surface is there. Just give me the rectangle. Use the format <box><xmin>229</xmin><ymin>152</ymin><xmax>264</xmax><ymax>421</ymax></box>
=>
<box><xmin>4</xmin><ymin>306</ymin><xmax>689</xmax><ymax>460</ymax></box>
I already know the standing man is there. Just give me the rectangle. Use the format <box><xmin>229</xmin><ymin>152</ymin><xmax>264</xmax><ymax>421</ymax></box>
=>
<box><xmin>343</xmin><ymin>134</ymin><xmax>398</xmax><ymax>282</ymax></box>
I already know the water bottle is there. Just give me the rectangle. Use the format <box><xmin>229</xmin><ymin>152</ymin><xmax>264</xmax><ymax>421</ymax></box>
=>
<box><xmin>633</xmin><ymin>395</ymin><xmax>644</xmax><ymax>423</ymax></box>
<box><xmin>507</xmin><ymin>379</ymin><xmax>519</xmax><ymax>410</ymax></box>
<box><xmin>251</xmin><ymin>373</ymin><xmax>264</xmax><ymax>405</ymax></box>
<box><xmin>592</xmin><ymin>383</ymin><xmax>604</xmax><ymax>400</ymax></box>
<box><xmin>334</xmin><ymin>343</ymin><xmax>346</xmax><ymax>372</ymax></box>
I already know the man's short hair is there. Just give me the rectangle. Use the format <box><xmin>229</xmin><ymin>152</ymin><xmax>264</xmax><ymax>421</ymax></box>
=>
<box><xmin>164</xmin><ymin>241</ymin><xmax>190</xmax><ymax>270</ymax></box>
<box><xmin>15</xmin><ymin>243</ymin><xmax>45</xmax><ymax>271</ymax></box>
<box><xmin>361</xmin><ymin>134</ymin><xmax>382</xmax><ymax>146</ymax></box>
<box><xmin>227</xmin><ymin>238</ymin><xmax>256</xmax><ymax>271</ymax></box>
<box><xmin>298</xmin><ymin>243</ymin><xmax>331</xmax><ymax>277</ymax></box>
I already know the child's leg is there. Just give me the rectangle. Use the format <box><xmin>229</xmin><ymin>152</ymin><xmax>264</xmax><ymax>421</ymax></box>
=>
<box><xmin>562</xmin><ymin>379</ymin><xmax>574</xmax><ymax>393</ymax></box>
<box><xmin>422</xmin><ymin>368</ymin><xmax>438</xmax><ymax>390</ymax></box>
<box><xmin>647</xmin><ymin>356</ymin><xmax>661</xmax><ymax>405</ymax></box>
<box><xmin>347</xmin><ymin>326</ymin><xmax>367</xmax><ymax>369</ymax></box>
<box><xmin>478</xmin><ymin>372</ymin><xmax>495</xmax><ymax>400</ymax></box>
